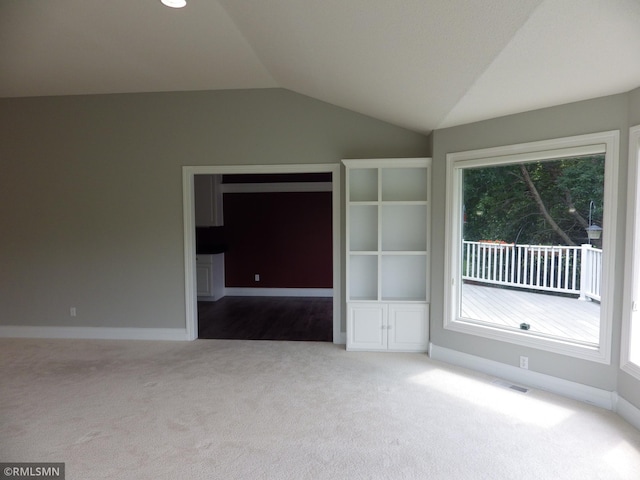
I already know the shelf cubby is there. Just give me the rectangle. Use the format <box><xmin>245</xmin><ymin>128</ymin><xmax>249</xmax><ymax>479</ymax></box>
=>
<box><xmin>381</xmin><ymin>254</ymin><xmax>427</xmax><ymax>301</ymax></box>
<box><xmin>349</xmin><ymin>205</ymin><xmax>378</xmax><ymax>251</ymax></box>
<box><xmin>349</xmin><ymin>168</ymin><xmax>378</xmax><ymax>202</ymax></box>
<box><xmin>381</xmin><ymin>167</ymin><xmax>429</xmax><ymax>201</ymax></box>
<box><xmin>381</xmin><ymin>204</ymin><xmax>427</xmax><ymax>252</ymax></box>
<box><xmin>348</xmin><ymin>254</ymin><xmax>378</xmax><ymax>301</ymax></box>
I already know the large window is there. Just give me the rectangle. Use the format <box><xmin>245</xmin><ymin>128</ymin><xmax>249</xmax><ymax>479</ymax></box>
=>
<box><xmin>445</xmin><ymin>132</ymin><xmax>619</xmax><ymax>363</ymax></box>
<box><xmin>622</xmin><ymin>125</ymin><xmax>640</xmax><ymax>378</ymax></box>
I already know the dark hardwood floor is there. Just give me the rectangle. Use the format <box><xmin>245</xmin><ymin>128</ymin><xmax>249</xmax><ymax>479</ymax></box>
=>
<box><xmin>198</xmin><ymin>296</ymin><xmax>333</xmax><ymax>342</ymax></box>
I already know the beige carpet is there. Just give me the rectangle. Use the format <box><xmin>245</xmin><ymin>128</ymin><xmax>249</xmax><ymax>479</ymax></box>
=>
<box><xmin>1</xmin><ymin>338</ymin><xmax>640</xmax><ymax>480</ymax></box>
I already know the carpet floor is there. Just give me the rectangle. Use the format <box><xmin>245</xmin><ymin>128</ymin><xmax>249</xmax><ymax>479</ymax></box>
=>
<box><xmin>1</xmin><ymin>339</ymin><xmax>639</xmax><ymax>480</ymax></box>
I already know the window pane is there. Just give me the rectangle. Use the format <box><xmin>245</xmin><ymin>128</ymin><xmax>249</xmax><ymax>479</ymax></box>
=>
<box><xmin>459</xmin><ymin>156</ymin><xmax>604</xmax><ymax>345</ymax></box>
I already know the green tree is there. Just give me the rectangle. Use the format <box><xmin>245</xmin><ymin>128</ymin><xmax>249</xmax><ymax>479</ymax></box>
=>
<box><xmin>463</xmin><ymin>155</ymin><xmax>604</xmax><ymax>245</ymax></box>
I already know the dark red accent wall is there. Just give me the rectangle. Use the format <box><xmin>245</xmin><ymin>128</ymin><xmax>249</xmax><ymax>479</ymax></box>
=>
<box><xmin>223</xmin><ymin>192</ymin><xmax>332</xmax><ymax>288</ymax></box>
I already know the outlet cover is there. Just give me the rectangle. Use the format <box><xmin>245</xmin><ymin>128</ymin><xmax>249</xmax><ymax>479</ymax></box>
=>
<box><xmin>519</xmin><ymin>356</ymin><xmax>529</xmax><ymax>369</ymax></box>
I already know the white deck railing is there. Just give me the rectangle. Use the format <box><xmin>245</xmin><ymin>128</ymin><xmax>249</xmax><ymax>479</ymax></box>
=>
<box><xmin>579</xmin><ymin>244</ymin><xmax>602</xmax><ymax>302</ymax></box>
<box><xmin>462</xmin><ymin>241</ymin><xmax>602</xmax><ymax>301</ymax></box>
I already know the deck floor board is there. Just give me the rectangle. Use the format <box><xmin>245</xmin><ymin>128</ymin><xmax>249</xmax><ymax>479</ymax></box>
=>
<box><xmin>461</xmin><ymin>283</ymin><xmax>600</xmax><ymax>344</ymax></box>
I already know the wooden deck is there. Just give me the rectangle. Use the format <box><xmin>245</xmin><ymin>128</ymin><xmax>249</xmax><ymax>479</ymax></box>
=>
<box><xmin>461</xmin><ymin>283</ymin><xmax>600</xmax><ymax>344</ymax></box>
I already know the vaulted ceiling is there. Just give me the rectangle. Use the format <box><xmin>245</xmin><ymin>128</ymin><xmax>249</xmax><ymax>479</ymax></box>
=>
<box><xmin>2</xmin><ymin>0</ymin><xmax>639</xmax><ymax>133</ymax></box>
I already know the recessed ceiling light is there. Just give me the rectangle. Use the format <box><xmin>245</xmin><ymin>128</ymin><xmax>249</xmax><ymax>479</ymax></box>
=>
<box><xmin>161</xmin><ymin>0</ymin><xmax>186</xmax><ymax>8</ymax></box>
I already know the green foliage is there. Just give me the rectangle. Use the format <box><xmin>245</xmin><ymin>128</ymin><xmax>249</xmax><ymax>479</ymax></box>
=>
<box><xmin>463</xmin><ymin>155</ymin><xmax>604</xmax><ymax>245</ymax></box>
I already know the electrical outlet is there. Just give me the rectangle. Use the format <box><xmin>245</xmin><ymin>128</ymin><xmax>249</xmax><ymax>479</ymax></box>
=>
<box><xmin>254</xmin><ymin>274</ymin><xmax>260</xmax><ymax>282</ymax></box>
<box><xmin>70</xmin><ymin>307</ymin><xmax>77</xmax><ymax>317</ymax></box>
<box><xmin>519</xmin><ymin>356</ymin><xmax>529</xmax><ymax>369</ymax></box>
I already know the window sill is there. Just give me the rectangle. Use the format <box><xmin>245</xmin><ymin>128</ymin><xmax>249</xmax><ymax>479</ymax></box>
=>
<box><xmin>445</xmin><ymin>317</ymin><xmax>610</xmax><ymax>364</ymax></box>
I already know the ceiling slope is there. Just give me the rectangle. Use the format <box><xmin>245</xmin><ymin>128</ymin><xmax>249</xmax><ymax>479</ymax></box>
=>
<box><xmin>218</xmin><ymin>0</ymin><xmax>542</xmax><ymax>132</ymax></box>
<box><xmin>0</xmin><ymin>0</ymin><xmax>277</xmax><ymax>97</ymax></box>
<box><xmin>1</xmin><ymin>0</ymin><xmax>639</xmax><ymax>133</ymax></box>
<box><xmin>440</xmin><ymin>0</ymin><xmax>640</xmax><ymax>128</ymax></box>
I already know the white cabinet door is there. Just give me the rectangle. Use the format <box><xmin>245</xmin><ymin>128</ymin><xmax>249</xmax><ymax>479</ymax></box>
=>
<box><xmin>196</xmin><ymin>254</ymin><xmax>225</xmax><ymax>301</ymax></box>
<box><xmin>387</xmin><ymin>304</ymin><xmax>428</xmax><ymax>352</ymax></box>
<box><xmin>196</xmin><ymin>264</ymin><xmax>212</xmax><ymax>296</ymax></box>
<box><xmin>347</xmin><ymin>304</ymin><xmax>386</xmax><ymax>351</ymax></box>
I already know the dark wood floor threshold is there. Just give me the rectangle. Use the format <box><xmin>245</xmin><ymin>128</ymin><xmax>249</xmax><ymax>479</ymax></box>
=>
<box><xmin>198</xmin><ymin>296</ymin><xmax>333</xmax><ymax>342</ymax></box>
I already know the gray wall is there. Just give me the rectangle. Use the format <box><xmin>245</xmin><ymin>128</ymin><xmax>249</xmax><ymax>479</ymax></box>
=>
<box><xmin>630</xmin><ymin>86</ymin><xmax>640</xmax><ymax>125</ymax></box>
<box><xmin>0</xmin><ymin>88</ymin><xmax>429</xmax><ymax>330</ymax></box>
<box><xmin>431</xmin><ymin>94</ymin><xmax>630</xmax><ymax>392</ymax></box>
<box><xmin>617</xmin><ymin>86</ymin><xmax>640</xmax><ymax>408</ymax></box>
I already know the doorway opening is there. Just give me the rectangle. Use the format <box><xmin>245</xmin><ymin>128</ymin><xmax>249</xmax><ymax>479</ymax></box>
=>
<box><xmin>182</xmin><ymin>164</ymin><xmax>342</xmax><ymax>343</ymax></box>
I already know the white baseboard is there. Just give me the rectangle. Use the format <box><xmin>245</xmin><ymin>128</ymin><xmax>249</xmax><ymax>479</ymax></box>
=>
<box><xmin>0</xmin><ymin>326</ymin><xmax>190</xmax><ymax>341</ymax></box>
<box><xmin>616</xmin><ymin>395</ymin><xmax>640</xmax><ymax>431</ymax></box>
<box><xmin>429</xmin><ymin>343</ymin><xmax>616</xmax><ymax>410</ymax></box>
<box><xmin>224</xmin><ymin>288</ymin><xmax>333</xmax><ymax>297</ymax></box>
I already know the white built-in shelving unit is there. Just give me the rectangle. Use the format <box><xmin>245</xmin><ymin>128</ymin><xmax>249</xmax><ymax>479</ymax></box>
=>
<box><xmin>343</xmin><ymin>158</ymin><xmax>431</xmax><ymax>352</ymax></box>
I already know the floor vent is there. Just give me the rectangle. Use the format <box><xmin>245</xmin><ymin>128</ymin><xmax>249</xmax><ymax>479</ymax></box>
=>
<box><xmin>491</xmin><ymin>379</ymin><xmax>530</xmax><ymax>394</ymax></box>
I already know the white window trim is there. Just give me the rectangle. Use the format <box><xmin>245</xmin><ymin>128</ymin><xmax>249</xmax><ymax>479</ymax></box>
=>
<box><xmin>621</xmin><ymin>125</ymin><xmax>640</xmax><ymax>379</ymax></box>
<box><xmin>444</xmin><ymin>131</ymin><xmax>619</xmax><ymax>364</ymax></box>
